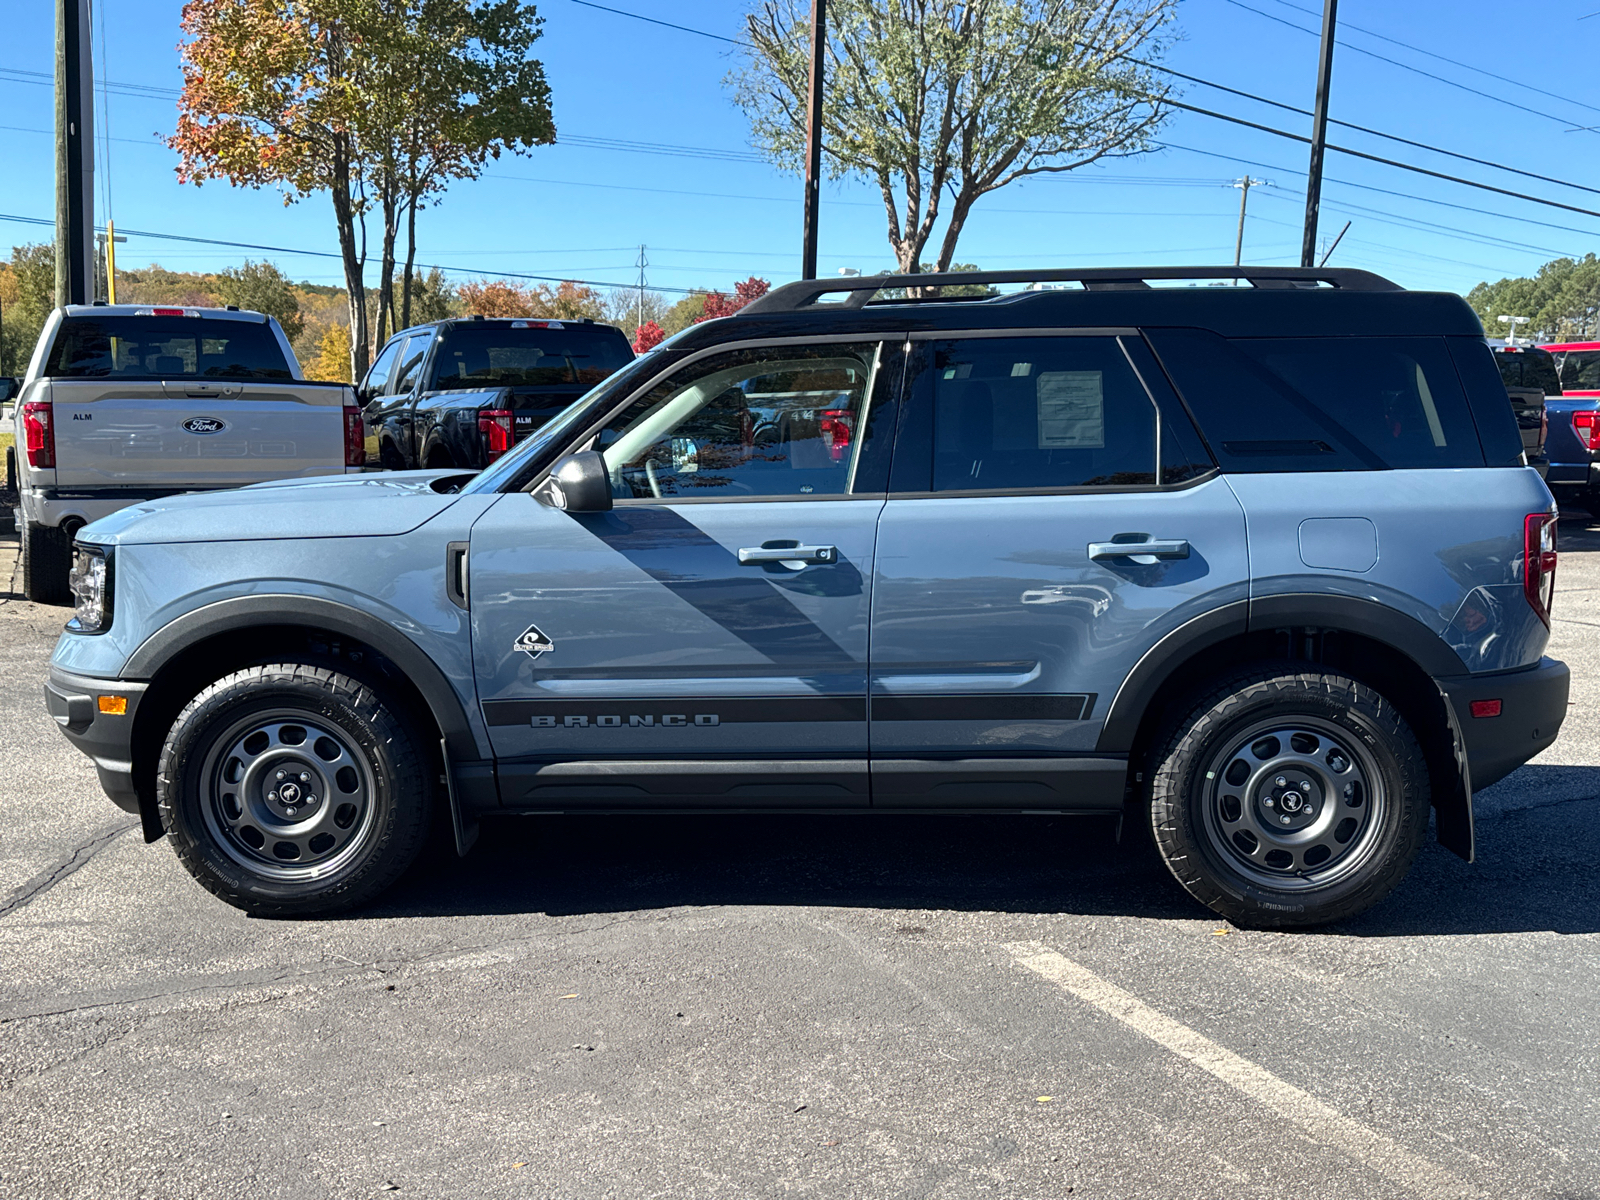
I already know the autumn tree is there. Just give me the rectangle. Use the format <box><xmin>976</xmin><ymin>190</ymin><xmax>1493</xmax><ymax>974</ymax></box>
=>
<box><xmin>697</xmin><ymin>276</ymin><xmax>770</xmax><ymax>322</ymax></box>
<box><xmin>310</xmin><ymin>323</ymin><xmax>353</xmax><ymax>380</ymax></box>
<box><xmin>0</xmin><ymin>243</ymin><xmax>55</xmax><ymax>375</ymax></box>
<box><xmin>730</xmin><ymin>0</ymin><xmax>1175</xmax><ymax>276</ymax></box>
<box><xmin>632</xmin><ymin>321</ymin><xmax>665</xmax><ymax>353</ymax></box>
<box><xmin>172</xmin><ymin>0</ymin><xmax>554</xmax><ymax>378</ymax></box>
<box><xmin>215</xmin><ymin>260</ymin><xmax>305</xmax><ymax>341</ymax></box>
<box><xmin>457</xmin><ymin>278</ymin><xmax>602</xmax><ymax>320</ymax></box>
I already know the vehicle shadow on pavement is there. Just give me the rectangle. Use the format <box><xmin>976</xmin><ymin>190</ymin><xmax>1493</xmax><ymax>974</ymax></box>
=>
<box><xmin>363</xmin><ymin>762</ymin><xmax>1600</xmax><ymax>936</ymax></box>
<box><xmin>1557</xmin><ymin>509</ymin><xmax>1600</xmax><ymax>549</ymax></box>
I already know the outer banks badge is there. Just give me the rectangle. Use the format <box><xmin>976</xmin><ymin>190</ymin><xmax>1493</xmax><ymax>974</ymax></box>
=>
<box><xmin>514</xmin><ymin>624</ymin><xmax>555</xmax><ymax>659</ymax></box>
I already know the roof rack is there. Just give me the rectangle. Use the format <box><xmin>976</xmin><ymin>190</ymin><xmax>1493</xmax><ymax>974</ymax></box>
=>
<box><xmin>739</xmin><ymin>266</ymin><xmax>1402</xmax><ymax>316</ymax></box>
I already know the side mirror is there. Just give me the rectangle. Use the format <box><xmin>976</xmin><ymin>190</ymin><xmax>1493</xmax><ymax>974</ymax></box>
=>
<box><xmin>0</xmin><ymin>377</ymin><xmax>18</xmax><ymax>403</ymax></box>
<box><xmin>538</xmin><ymin>450</ymin><xmax>613</xmax><ymax>513</ymax></box>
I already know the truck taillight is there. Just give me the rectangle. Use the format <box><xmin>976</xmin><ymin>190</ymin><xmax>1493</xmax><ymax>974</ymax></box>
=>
<box><xmin>819</xmin><ymin>408</ymin><xmax>853</xmax><ymax>462</ymax></box>
<box><xmin>1573</xmin><ymin>410</ymin><xmax>1600</xmax><ymax>451</ymax></box>
<box><xmin>22</xmin><ymin>400</ymin><xmax>54</xmax><ymax>469</ymax></box>
<box><xmin>1525</xmin><ymin>511</ymin><xmax>1558</xmax><ymax>626</ymax></box>
<box><xmin>343</xmin><ymin>405</ymin><xmax>366</xmax><ymax>467</ymax></box>
<box><xmin>478</xmin><ymin>409</ymin><xmax>513</xmax><ymax>462</ymax></box>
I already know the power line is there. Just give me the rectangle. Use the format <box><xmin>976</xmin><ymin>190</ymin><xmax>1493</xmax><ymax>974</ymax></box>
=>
<box><xmin>1260</xmin><ymin>0</ymin><xmax>1600</xmax><ymax>117</ymax></box>
<box><xmin>0</xmin><ymin>66</ymin><xmax>179</xmax><ymax>100</ymax></box>
<box><xmin>1223</xmin><ymin>0</ymin><xmax>1598</xmax><ymax>131</ymax></box>
<box><xmin>565</xmin><ymin>0</ymin><xmax>748</xmax><ymax>46</ymax></box>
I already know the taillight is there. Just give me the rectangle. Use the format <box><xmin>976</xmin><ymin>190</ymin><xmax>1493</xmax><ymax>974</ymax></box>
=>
<box><xmin>818</xmin><ymin>408</ymin><xmax>854</xmax><ymax>462</ymax></box>
<box><xmin>1524</xmin><ymin>511</ymin><xmax>1558</xmax><ymax>626</ymax></box>
<box><xmin>22</xmin><ymin>400</ymin><xmax>54</xmax><ymax>469</ymax></box>
<box><xmin>1572</xmin><ymin>410</ymin><xmax>1600</xmax><ymax>451</ymax></box>
<box><xmin>478</xmin><ymin>409</ymin><xmax>513</xmax><ymax>462</ymax></box>
<box><xmin>343</xmin><ymin>405</ymin><xmax>365</xmax><ymax>467</ymax></box>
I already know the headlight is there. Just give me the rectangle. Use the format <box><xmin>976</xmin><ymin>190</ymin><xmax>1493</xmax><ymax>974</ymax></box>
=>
<box><xmin>67</xmin><ymin>545</ymin><xmax>112</xmax><ymax>632</ymax></box>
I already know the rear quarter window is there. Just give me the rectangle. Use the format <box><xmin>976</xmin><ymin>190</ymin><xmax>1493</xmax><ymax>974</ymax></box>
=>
<box><xmin>44</xmin><ymin>316</ymin><xmax>292</xmax><ymax>380</ymax></box>
<box><xmin>1144</xmin><ymin>329</ymin><xmax>1488</xmax><ymax>472</ymax></box>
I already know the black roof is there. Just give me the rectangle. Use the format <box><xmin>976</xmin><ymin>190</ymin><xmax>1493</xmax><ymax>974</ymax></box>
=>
<box><xmin>670</xmin><ymin>266</ymin><xmax>1484</xmax><ymax>349</ymax></box>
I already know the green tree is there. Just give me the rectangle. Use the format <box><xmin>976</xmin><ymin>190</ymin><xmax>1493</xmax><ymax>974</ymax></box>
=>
<box><xmin>1466</xmin><ymin>256</ymin><xmax>1597</xmax><ymax>341</ymax></box>
<box><xmin>730</xmin><ymin>0</ymin><xmax>1175</xmax><ymax>275</ymax></box>
<box><xmin>406</xmin><ymin>266</ymin><xmax>458</xmax><ymax>324</ymax></box>
<box><xmin>215</xmin><ymin>260</ymin><xmax>305</xmax><ymax>342</ymax></box>
<box><xmin>1</xmin><ymin>243</ymin><xmax>55</xmax><ymax>375</ymax></box>
<box><xmin>660</xmin><ymin>292</ymin><xmax>708</xmax><ymax>336</ymax></box>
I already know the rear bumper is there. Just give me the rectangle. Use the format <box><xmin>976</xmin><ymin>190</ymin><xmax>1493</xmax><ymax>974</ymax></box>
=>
<box><xmin>1439</xmin><ymin>657</ymin><xmax>1569</xmax><ymax>791</ymax></box>
<box><xmin>44</xmin><ymin>665</ymin><xmax>147</xmax><ymax>816</ymax></box>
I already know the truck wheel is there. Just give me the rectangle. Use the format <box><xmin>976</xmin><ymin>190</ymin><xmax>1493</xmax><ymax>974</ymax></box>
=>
<box><xmin>1148</xmin><ymin>669</ymin><xmax>1430</xmax><ymax>929</ymax></box>
<box><xmin>21</xmin><ymin>519</ymin><xmax>74</xmax><ymax>606</ymax></box>
<box><xmin>157</xmin><ymin>663</ymin><xmax>434</xmax><ymax>917</ymax></box>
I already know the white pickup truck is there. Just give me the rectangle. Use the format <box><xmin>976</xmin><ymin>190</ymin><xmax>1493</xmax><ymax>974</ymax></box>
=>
<box><xmin>5</xmin><ymin>304</ymin><xmax>363</xmax><ymax>604</ymax></box>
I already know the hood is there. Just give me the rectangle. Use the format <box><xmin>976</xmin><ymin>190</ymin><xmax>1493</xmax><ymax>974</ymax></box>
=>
<box><xmin>82</xmin><ymin>470</ymin><xmax>476</xmax><ymax>546</ymax></box>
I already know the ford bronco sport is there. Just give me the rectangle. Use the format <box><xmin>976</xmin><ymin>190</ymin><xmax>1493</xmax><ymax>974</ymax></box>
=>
<box><xmin>44</xmin><ymin>267</ymin><xmax>1569</xmax><ymax>927</ymax></box>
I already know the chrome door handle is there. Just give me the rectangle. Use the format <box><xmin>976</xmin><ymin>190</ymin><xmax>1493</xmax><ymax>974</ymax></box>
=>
<box><xmin>1088</xmin><ymin>537</ymin><xmax>1190</xmax><ymax>565</ymax></box>
<box><xmin>737</xmin><ymin>543</ymin><xmax>838</xmax><ymax>567</ymax></box>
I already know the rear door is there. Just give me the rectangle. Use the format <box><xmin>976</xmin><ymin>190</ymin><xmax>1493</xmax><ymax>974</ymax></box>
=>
<box><xmin>868</xmin><ymin>330</ymin><xmax>1248</xmax><ymax>808</ymax></box>
<box><xmin>468</xmin><ymin>335</ymin><xmax>903</xmax><ymax>809</ymax></box>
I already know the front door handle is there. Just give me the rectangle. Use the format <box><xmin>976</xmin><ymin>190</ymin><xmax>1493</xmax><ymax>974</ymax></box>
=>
<box><xmin>737</xmin><ymin>543</ymin><xmax>838</xmax><ymax>568</ymax></box>
<box><xmin>1088</xmin><ymin>537</ymin><xmax>1190</xmax><ymax>566</ymax></box>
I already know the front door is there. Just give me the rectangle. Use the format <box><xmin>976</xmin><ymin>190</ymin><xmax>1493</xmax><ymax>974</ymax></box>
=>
<box><xmin>868</xmin><ymin>331</ymin><xmax>1248</xmax><ymax>808</ymax></box>
<box><xmin>470</xmin><ymin>337</ymin><xmax>904</xmax><ymax>808</ymax></box>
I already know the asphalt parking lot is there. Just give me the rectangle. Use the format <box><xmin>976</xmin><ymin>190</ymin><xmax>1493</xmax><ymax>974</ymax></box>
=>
<box><xmin>1</xmin><ymin>520</ymin><xmax>1597</xmax><ymax>1200</ymax></box>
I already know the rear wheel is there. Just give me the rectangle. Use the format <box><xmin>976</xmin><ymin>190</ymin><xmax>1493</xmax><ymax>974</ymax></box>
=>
<box><xmin>157</xmin><ymin>663</ymin><xmax>434</xmax><ymax>916</ymax></box>
<box><xmin>21</xmin><ymin>518</ymin><xmax>74</xmax><ymax>605</ymax></box>
<box><xmin>1148</xmin><ymin>669</ymin><xmax>1430</xmax><ymax>928</ymax></box>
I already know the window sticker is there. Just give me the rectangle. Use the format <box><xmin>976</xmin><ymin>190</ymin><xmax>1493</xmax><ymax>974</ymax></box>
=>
<box><xmin>1036</xmin><ymin>370</ymin><xmax>1105</xmax><ymax>448</ymax></box>
<box><xmin>1011</xmin><ymin>362</ymin><xmax>1032</xmax><ymax>377</ymax></box>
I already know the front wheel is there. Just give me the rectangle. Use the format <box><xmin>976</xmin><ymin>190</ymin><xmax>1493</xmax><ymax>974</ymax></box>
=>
<box><xmin>1148</xmin><ymin>669</ymin><xmax>1430</xmax><ymax>928</ymax></box>
<box><xmin>157</xmin><ymin>664</ymin><xmax>434</xmax><ymax>916</ymax></box>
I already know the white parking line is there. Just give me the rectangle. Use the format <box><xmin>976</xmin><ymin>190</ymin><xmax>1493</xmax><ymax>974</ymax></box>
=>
<box><xmin>1003</xmin><ymin>941</ymin><xmax>1481</xmax><ymax>1200</ymax></box>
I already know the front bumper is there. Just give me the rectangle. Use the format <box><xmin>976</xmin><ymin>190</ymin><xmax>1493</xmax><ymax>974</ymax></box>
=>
<box><xmin>45</xmin><ymin>665</ymin><xmax>148</xmax><ymax>817</ymax></box>
<box><xmin>1439</xmin><ymin>657</ymin><xmax>1569</xmax><ymax>791</ymax></box>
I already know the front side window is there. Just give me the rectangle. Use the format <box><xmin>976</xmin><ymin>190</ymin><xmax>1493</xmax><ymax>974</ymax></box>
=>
<box><xmin>924</xmin><ymin>336</ymin><xmax>1158</xmax><ymax>492</ymax></box>
<box><xmin>592</xmin><ymin>343</ymin><xmax>883</xmax><ymax>500</ymax></box>
<box><xmin>360</xmin><ymin>337</ymin><xmax>404</xmax><ymax>395</ymax></box>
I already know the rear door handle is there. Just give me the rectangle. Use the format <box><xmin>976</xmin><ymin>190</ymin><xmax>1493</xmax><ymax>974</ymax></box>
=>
<box><xmin>737</xmin><ymin>543</ymin><xmax>838</xmax><ymax>567</ymax></box>
<box><xmin>1088</xmin><ymin>537</ymin><xmax>1190</xmax><ymax>565</ymax></box>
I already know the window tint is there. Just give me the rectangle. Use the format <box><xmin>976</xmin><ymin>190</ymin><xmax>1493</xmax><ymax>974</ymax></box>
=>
<box><xmin>433</xmin><ymin>324</ymin><xmax>632</xmax><ymax>389</ymax></box>
<box><xmin>44</xmin><ymin>317</ymin><xmax>291</xmax><ymax>380</ymax></box>
<box><xmin>361</xmin><ymin>338</ymin><xmax>404</xmax><ymax>394</ymax></box>
<box><xmin>392</xmin><ymin>330</ymin><xmax>434</xmax><ymax>395</ymax></box>
<box><xmin>926</xmin><ymin>337</ymin><xmax>1157</xmax><ymax>491</ymax></box>
<box><xmin>594</xmin><ymin>343</ymin><xmax>882</xmax><ymax>499</ymax></box>
<box><xmin>1146</xmin><ymin>330</ymin><xmax>1484</xmax><ymax>472</ymax></box>
<box><xmin>1556</xmin><ymin>349</ymin><xmax>1600</xmax><ymax>390</ymax></box>
<box><xmin>1493</xmin><ymin>347</ymin><xmax>1561</xmax><ymax>395</ymax></box>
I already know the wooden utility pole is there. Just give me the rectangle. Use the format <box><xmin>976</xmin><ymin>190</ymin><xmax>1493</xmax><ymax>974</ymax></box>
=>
<box><xmin>55</xmin><ymin>0</ymin><xmax>94</xmax><ymax>307</ymax></box>
<box><xmin>800</xmin><ymin>0</ymin><xmax>825</xmax><ymax>280</ymax></box>
<box><xmin>1300</xmin><ymin>0</ymin><xmax>1337</xmax><ymax>269</ymax></box>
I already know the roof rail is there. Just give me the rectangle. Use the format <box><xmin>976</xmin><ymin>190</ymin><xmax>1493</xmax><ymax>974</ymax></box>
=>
<box><xmin>739</xmin><ymin>265</ymin><xmax>1403</xmax><ymax>316</ymax></box>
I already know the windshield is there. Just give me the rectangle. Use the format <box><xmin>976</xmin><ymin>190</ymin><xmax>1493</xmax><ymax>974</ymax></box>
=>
<box><xmin>1494</xmin><ymin>348</ymin><xmax>1561</xmax><ymax>395</ymax></box>
<box><xmin>430</xmin><ymin>323</ymin><xmax>633</xmax><ymax>390</ymax></box>
<box><xmin>1556</xmin><ymin>349</ymin><xmax>1600</xmax><ymax>391</ymax></box>
<box><xmin>461</xmin><ymin>348</ymin><xmax>683</xmax><ymax>494</ymax></box>
<box><xmin>45</xmin><ymin>316</ymin><xmax>292</xmax><ymax>380</ymax></box>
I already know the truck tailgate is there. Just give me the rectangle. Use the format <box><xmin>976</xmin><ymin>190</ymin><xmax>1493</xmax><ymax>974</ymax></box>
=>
<box><xmin>50</xmin><ymin>380</ymin><xmax>350</xmax><ymax>488</ymax></box>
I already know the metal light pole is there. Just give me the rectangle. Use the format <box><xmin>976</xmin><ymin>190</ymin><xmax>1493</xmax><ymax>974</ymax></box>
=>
<box><xmin>1499</xmin><ymin>314</ymin><xmax>1531</xmax><ymax>347</ymax></box>
<box><xmin>1300</xmin><ymin>0</ymin><xmax>1337</xmax><ymax>269</ymax></box>
<box><xmin>55</xmin><ymin>0</ymin><xmax>95</xmax><ymax>307</ymax></box>
<box><xmin>800</xmin><ymin>0</ymin><xmax>826</xmax><ymax>280</ymax></box>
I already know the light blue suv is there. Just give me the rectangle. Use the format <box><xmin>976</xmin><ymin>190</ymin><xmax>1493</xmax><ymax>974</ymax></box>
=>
<box><xmin>44</xmin><ymin>267</ymin><xmax>1570</xmax><ymax>927</ymax></box>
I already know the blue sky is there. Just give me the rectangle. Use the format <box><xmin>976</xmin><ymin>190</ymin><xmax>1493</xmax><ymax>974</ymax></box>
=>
<box><xmin>3</xmin><ymin>0</ymin><xmax>1599</xmax><ymax>298</ymax></box>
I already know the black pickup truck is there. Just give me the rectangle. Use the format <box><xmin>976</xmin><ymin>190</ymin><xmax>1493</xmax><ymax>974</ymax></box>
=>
<box><xmin>359</xmin><ymin>316</ymin><xmax>635</xmax><ymax>470</ymax></box>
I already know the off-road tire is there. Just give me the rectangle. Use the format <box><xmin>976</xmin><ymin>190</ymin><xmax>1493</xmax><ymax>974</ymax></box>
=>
<box><xmin>1148</xmin><ymin>668</ymin><xmax>1430</xmax><ymax>929</ymax></box>
<box><xmin>157</xmin><ymin>663</ymin><xmax>434</xmax><ymax>917</ymax></box>
<box><xmin>21</xmin><ymin>518</ymin><xmax>74</xmax><ymax>606</ymax></box>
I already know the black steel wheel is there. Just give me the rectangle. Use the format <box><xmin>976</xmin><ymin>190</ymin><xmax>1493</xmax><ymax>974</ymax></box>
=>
<box><xmin>158</xmin><ymin>663</ymin><xmax>433</xmax><ymax>916</ymax></box>
<box><xmin>1149</xmin><ymin>669</ymin><xmax>1430</xmax><ymax>928</ymax></box>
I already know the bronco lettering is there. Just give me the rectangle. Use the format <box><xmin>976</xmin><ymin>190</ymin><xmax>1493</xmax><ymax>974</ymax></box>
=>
<box><xmin>531</xmin><ymin>713</ymin><xmax>721</xmax><ymax>728</ymax></box>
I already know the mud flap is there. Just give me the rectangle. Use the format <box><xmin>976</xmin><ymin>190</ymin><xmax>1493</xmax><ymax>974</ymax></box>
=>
<box><xmin>1432</xmin><ymin>684</ymin><xmax>1475</xmax><ymax>862</ymax></box>
<box><xmin>441</xmin><ymin>738</ymin><xmax>480</xmax><ymax>857</ymax></box>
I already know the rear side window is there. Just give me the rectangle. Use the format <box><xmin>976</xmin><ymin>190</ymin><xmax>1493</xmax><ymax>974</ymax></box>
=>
<box><xmin>45</xmin><ymin>316</ymin><xmax>292</xmax><ymax>380</ymax></box>
<box><xmin>1145</xmin><ymin>329</ymin><xmax>1484</xmax><ymax>472</ymax></box>
<box><xmin>1556</xmin><ymin>348</ymin><xmax>1600</xmax><ymax>390</ymax></box>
